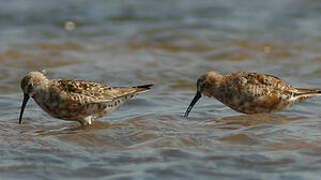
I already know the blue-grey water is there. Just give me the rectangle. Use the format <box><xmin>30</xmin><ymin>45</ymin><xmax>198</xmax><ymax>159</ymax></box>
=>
<box><xmin>1</xmin><ymin>0</ymin><xmax>321</xmax><ymax>179</ymax></box>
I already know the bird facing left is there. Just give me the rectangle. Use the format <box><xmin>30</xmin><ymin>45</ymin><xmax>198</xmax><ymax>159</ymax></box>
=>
<box><xmin>19</xmin><ymin>71</ymin><xmax>153</xmax><ymax>125</ymax></box>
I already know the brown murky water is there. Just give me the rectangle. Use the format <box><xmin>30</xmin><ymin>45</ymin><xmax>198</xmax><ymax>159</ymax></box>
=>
<box><xmin>1</xmin><ymin>0</ymin><xmax>321</xmax><ymax>179</ymax></box>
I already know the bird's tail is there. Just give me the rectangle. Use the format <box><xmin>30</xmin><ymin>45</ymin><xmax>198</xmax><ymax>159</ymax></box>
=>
<box><xmin>113</xmin><ymin>84</ymin><xmax>153</xmax><ymax>96</ymax></box>
<box><xmin>132</xmin><ymin>84</ymin><xmax>154</xmax><ymax>93</ymax></box>
<box><xmin>104</xmin><ymin>84</ymin><xmax>153</xmax><ymax>108</ymax></box>
<box><xmin>294</xmin><ymin>88</ymin><xmax>321</xmax><ymax>98</ymax></box>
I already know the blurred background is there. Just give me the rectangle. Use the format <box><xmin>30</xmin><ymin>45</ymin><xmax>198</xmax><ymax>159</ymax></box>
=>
<box><xmin>1</xmin><ymin>0</ymin><xmax>321</xmax><ymax>179</ymax></box>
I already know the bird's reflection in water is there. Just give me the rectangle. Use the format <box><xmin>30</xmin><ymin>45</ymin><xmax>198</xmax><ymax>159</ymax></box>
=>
<box><xmin>33</xmin><ymin>120</ymin><xmax>116</xmax><ymax>137</ymax></box>
<box><xmin>204</xmin><ymin>113</ymin><xmax>305</xmax><ymax>128</ymax></box>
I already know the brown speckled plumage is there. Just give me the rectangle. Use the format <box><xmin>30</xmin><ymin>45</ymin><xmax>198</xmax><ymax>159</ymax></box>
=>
<box><xmin>185</xmin><ymin>71</ymin><xmax>321</xmax><ymax>117</ymax></box>
<box><xmin>19</xmin><ymin>71</ymin><xmax>153</xmax><ymax>125</ymax></box>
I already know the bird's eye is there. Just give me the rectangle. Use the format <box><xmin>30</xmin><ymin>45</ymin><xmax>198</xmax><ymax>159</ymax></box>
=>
<box><xmin>27</xmin><ymin>84</ymin><xmax>34</xmax><ymax>93</ymax></box>
<box><xmin>201</xmin><ymin>82</ymin><xmax>206</xmax><ymax>89</ymax></box>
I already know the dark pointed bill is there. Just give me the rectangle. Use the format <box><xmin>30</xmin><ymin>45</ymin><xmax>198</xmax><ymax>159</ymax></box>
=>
<box><xmin>19</xmin><ymin>94</ymin><xmax>30</xmax><ymax>124</ymax></box>
<box><xmin>184</xmin><ymin>91</ymin><xmax>201</xmax><ymax>118</ymax></box>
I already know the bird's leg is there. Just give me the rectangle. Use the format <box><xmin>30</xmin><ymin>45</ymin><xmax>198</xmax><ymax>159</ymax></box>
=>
<box><xmin>79</xmin><ymin>116</ymin><xmax>92</xmax><ymax>126</ymax></box>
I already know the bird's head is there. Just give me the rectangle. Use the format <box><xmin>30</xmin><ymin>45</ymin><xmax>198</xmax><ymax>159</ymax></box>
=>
<box><xmin>19</xmin><ymin>71</ymin><xmax>48</xmax><ymax>124</ymax></box>
<box><xmin>184</xmin><ymin>71</ymin><xmax>223</xmax><ymax>118</ymax></box>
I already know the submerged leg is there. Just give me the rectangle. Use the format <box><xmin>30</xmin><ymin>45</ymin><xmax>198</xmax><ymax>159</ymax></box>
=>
<box><xmin>78</xmin><ymin>116</ymin><xmax>93</xmax><ymax>125</ymax></box>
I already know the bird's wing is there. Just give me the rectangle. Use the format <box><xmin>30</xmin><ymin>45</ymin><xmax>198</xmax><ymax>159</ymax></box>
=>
<box><xmin>228</xmin><ymin>72</ymin><xmax>294</xmax><ymax>97</ymax></box>
<box><xmin>52</xmin><ymin>79</ymin><xmax>151</xmax><ymax>104</ymax></box>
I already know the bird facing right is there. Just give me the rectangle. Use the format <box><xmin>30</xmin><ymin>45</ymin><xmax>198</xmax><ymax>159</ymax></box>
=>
<box><xmin>184</xmin><ymin>71</ymin><xmax>321</xmax><ymax>117</ymax></box>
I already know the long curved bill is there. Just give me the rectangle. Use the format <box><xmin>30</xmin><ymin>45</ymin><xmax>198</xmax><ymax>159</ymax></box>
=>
<box><xmin>184</xmin><ymin>91</ymin><xmax>201</xmax><ymax>118</ymax></box>
<box><xmin>19</xmin><ymin>94</ymin><xmax>30</xmax><ymax>124</ymax></box>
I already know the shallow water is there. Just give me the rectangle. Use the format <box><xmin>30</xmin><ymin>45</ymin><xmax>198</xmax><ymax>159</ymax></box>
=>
<box><xmin>1</xmin><ymin>0</ymin><xmax>321</xmax><ymax>179</ymax></box>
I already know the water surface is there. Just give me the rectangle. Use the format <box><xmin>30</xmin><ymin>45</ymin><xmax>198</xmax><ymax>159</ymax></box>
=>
<box><xmin>1</xmin><ymin>0</ymin><xmax>321</xmax><ymax>179</ymax></box>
